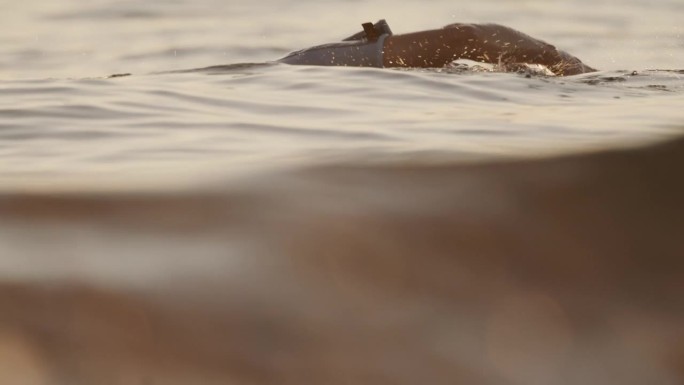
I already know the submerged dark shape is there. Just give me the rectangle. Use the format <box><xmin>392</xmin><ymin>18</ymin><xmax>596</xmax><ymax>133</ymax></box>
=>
<box><xmin>278</xmin><ymin>19</ymin><xmax>597</xmax><ymax>76</ymax></box>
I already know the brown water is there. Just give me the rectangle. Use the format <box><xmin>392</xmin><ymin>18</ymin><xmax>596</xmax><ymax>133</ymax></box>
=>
<box><xmin>1</xmin><ymin>0</ymin><xmax>683</xmax><ymax>384</ymax></box>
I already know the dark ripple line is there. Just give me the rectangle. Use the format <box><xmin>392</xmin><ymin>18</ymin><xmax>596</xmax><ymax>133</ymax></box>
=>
<box><xmin>0</xmin><ymin>129</ymin><xmax>122</xmax><ymax>141</ymax></box>
<box><xmin>0</xmin><ymin>86</ymin><xmax>78</xmax><ymax>95</ymax></box>
<box><xmin>0</xmin><ymin>105</ymin><xmax>150</xmax><ymax>120</ymax></box>
<box><xmin>143</xmin><ymin>87</ymin><xmax>350</xmax><ymax>116</ymax></box>
<box><xmin>160</xmin><ymin>63</ymin><xmax>274</xmax><ymax>75</ymax></box>
<box><xmin>45</xmin><ymin>9</ymin><xmax>168</xmax><ymax>21</ymax></box>
<box><xmin>229</xmin><ymin>122</ymin><xmax>394</xmax><ymax>141</ymax></box>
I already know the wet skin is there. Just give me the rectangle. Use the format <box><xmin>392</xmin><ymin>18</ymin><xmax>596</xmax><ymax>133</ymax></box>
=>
<box><xmin>383</xmin><ymin>23</ymin><xmax>596</xmax><ymax>76</ymax></box>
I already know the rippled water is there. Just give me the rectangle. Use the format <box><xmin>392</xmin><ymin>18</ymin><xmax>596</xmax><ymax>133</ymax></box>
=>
<box><xmin>2</xmin><ymin>0</ymin><xmax>684</xmax><ymax>189</ymax></box>
<box><xmin>1</xmin><ymin>1</ymin><xmax>683</xmax><ymax>384</ymax></box>
<box><xmin>2</xmin><ymin>66</ymin><xmax>683</xmax><ymax>189</ymax></box>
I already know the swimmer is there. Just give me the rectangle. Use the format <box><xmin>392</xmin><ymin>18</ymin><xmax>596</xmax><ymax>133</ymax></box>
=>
<box><xmin>278</xmin><ymin>20</ymin><xmax>596</xmax><ymax>76</ymax></box>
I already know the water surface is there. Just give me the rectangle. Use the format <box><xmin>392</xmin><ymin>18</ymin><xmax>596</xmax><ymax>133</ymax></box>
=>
<box><xmin>0</xmin><ymin>0</ymin><xmax>683</xmax><ymax>384</ymax></box>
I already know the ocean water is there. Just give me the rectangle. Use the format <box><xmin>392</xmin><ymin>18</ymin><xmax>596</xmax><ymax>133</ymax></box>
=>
<box><xmin>1</xmin><ymin>0</ymin><xmax>683</xmax><ymax>188</ymax></box>
<box><xmin>0</xmin><ymin>0</ymin><xmax>683</xmax><ymax>384</ymax></box>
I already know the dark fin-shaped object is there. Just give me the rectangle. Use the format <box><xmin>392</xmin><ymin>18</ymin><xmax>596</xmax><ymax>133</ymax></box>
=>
<box><xmin>362</xmin><ymin>22</ymin><xmax>379</xmax><ymax>41</ymax></box>
<box><xmin>342</xmin><ymin>19</ymin><xmax>393</xmax><ymax>41</ymax></box>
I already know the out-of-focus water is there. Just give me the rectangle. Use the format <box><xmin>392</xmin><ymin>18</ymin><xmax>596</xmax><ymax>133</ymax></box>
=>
<box><xmin>0</xmin><ymin>1</ymin><xmax>683</xmax><ymax>384</ymax></box>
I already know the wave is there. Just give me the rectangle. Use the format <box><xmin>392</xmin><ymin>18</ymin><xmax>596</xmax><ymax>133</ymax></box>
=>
<box><xmin>1</xmin><ymin>135</ymin><xmax>683</xmax><ymax>384</ymax></box>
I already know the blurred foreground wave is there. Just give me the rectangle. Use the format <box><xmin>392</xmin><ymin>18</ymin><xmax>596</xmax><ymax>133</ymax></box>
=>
<box><xmin>0</xmin><ymin>136</ymin><xmax>682</xmax><ymax>385</ymax></box>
